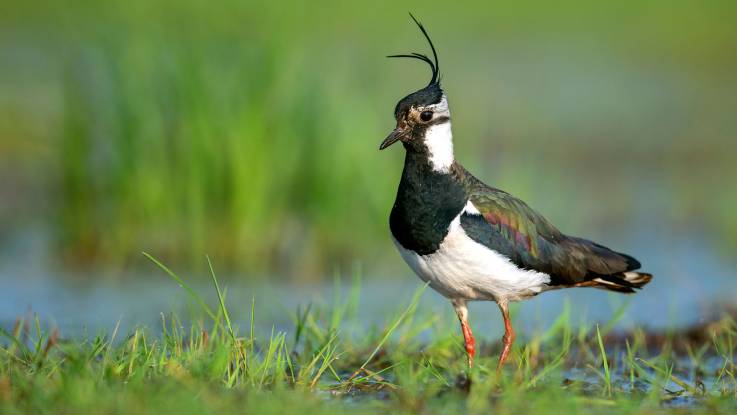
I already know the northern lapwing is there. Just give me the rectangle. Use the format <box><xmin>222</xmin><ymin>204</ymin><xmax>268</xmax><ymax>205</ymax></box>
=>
<box><xmin>380</xmin><ymin>15</ymin><xmax>652</xmax><ymax>370</ymax></box>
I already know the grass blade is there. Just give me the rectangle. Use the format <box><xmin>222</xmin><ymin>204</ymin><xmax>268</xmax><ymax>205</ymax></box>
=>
<box><xmin>349</xmin><ymin>282</ymin><xmax>428</xmax><ymax>380</ymax></box>
<box><xmin>143</xmin><ymin>252</ymin><xmax>217</xmax><ymax>322</ymax></box>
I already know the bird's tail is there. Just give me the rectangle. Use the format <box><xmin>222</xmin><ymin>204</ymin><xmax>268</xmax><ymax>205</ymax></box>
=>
<box><xmin>586</xmin><ymin>271</ymin><xmax>653</xmax><ymax>293</ymax></box>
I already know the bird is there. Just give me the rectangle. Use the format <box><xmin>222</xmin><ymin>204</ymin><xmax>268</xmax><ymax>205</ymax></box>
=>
<box><xmin>380</xmin><ymin>14</ymin><xmax>653</xmax><ymax>371</ymax></box>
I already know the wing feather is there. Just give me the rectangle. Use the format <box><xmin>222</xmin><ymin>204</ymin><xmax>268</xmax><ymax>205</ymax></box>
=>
<box><xmin>453</xmin><ymin>164</ymin><xmax>640</xmax><ymax>286</ymax></box>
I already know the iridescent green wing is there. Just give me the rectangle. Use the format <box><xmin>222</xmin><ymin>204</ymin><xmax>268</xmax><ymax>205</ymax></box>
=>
<box><xmin>454</xmin><ymin>165</ymin><xmax>638</xmax><ymax>284</ymax></box>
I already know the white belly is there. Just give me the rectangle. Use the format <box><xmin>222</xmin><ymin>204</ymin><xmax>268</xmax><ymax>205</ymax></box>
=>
<box><xmin>393</xmin><ymin>213</ymin><xmax>551</xmax><ymax>302</ymax></box>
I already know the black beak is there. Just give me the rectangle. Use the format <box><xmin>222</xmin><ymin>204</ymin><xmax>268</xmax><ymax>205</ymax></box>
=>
<box><xmin>379</xmin><ymin>126</ymin><xmax>409</xmax><ymax>150</ymax></box>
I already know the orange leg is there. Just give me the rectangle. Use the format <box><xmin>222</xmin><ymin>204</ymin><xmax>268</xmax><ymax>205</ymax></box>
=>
<box><xmin>452</xmin><ymin>300</ymin><xmax>476</xmax><ymax>368</ymax></box>
<box><xmin>497</xmin><ymin>300</ymin><xmax>515</xmax><ymax>372</ymax></box>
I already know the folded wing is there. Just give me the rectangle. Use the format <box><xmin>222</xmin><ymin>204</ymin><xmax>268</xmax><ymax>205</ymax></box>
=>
<box><xmin>454</xmin><ymin>166</ymin><xmax>648</xmax><ymax>291</ymax></box>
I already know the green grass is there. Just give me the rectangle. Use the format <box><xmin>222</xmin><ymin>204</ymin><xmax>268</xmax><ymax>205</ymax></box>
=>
<box><xmin>3</xmin><ymin>0</ymin><xmax>737</xmax><ymax>276</ymax></box>
<box><xmin>2</xmin><ymin>258</ymin><xmax>736</xmax><ymax>414</ymax></box>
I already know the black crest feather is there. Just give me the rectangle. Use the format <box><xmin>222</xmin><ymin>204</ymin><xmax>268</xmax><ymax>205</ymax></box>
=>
<box><xmin>388</xmin><ymin>13</ymin><xmax>440</xmax><ymax>86</ymax></box>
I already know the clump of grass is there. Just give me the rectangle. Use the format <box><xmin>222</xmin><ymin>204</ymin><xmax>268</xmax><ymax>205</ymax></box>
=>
<box><xmin>1</xmin><ymin>256</ymin><xmax>737</xmax><ymax>414</ymax></box>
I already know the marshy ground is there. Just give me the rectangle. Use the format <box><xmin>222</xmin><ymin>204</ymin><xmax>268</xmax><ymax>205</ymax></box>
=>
<box><xmin>2</xmin><ymin>263</ymin><xmax>736</xmax><ymax>414</ymax></box>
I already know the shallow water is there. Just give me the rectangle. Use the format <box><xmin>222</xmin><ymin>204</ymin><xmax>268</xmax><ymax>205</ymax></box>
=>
<box><xmin>1</xmin><ymin>223</ymin><xmax>736</xmax><ymax>338</ymax></box>
<box><xmin>1</xmin><ymin>228</ymin><xmax>736</xmax><ymax>409</ymax></box>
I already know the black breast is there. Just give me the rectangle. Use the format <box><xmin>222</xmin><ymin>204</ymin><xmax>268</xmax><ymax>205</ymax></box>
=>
<box><xmin>389</xmin><ymin>152</ymin><xmax>467</xmax><ymax>255</ymax></box>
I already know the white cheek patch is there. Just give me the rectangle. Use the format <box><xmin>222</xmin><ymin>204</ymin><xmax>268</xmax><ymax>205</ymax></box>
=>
<box><xmin>422</xmin><ymin>95</ymin><xmax>454</xmax><ymax>173</ymax></box>
<box><xmin>424</xmin><ymin>121</ymin><xmax>454</xmax><ymax>173</ymax></box>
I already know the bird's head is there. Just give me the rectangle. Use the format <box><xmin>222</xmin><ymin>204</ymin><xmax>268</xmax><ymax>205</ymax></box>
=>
<box><xmin>380</xmin><ymin>14</ymin><xmax>453</xmax><ymax>166</ymax></box>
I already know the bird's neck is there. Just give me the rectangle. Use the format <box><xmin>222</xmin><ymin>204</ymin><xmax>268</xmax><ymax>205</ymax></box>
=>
<box><xmin>392</xmin><ymin>135</ymin><xmax>467</xmax><ymax>255</ymax></box>
<box><xmin>409</xmin><ymin>121</ymin><xmax>455</xmax><ymax>173</ymax></box>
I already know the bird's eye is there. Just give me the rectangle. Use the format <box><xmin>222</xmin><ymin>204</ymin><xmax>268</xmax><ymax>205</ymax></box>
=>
<box><xmin>420</xmin><ymin>110</ymin><xmax>433</xmax><ymax>122</ymax></box>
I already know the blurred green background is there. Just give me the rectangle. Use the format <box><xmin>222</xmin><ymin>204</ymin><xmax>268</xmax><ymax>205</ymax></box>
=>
<box><xmin>1</xmin><ymin>0</ymin><xmax>736</xmax><ymax>281</ymax></box>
